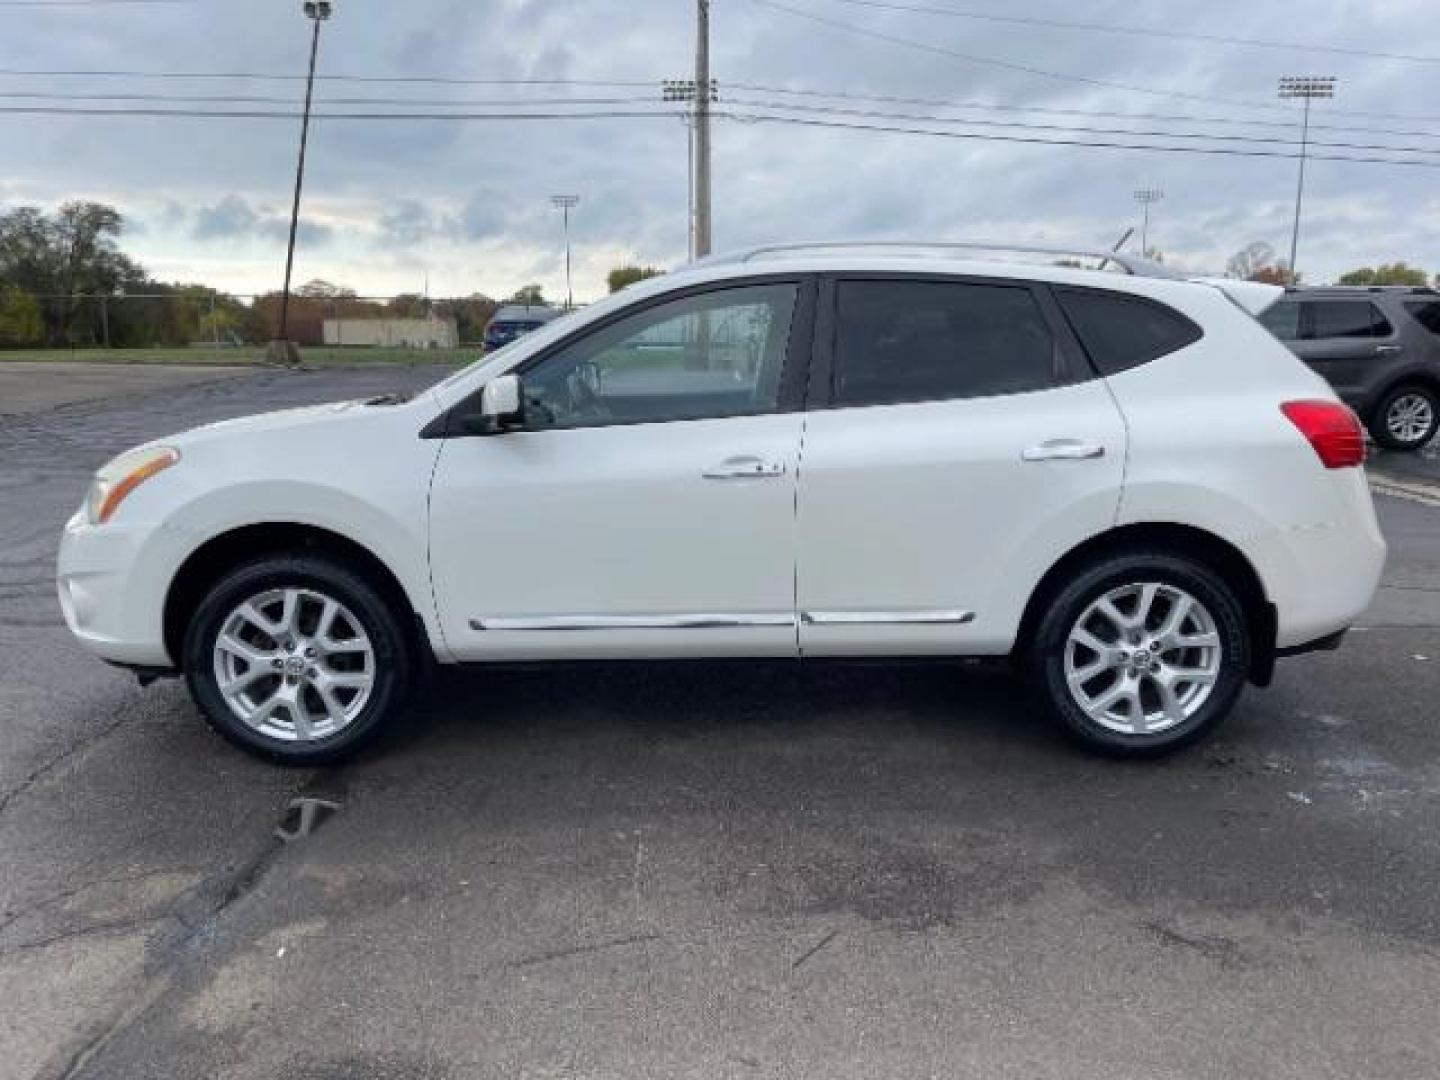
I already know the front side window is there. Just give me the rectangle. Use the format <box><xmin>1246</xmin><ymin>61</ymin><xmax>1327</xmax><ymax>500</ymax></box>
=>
<box><xmin>519</xmin><ymin>283</ymin><xmax>797</xmax><ymax>430</ymax></box>
<box><xmin>1259</xmin><ymin>300</ymin><xmax>1302</xmax><ymax>341</ymax></box>
<box><xmin>832</xmin><ymin>280</ymin><xmax>1056</xmax><ymax>407</ymax></box>
<box><xmin>1307</xmin><ymin>300</ymin><xmax>1392</xmax><ymax>339</ymax></box>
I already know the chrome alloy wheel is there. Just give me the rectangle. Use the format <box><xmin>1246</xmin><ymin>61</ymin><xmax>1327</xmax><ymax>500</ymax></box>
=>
<box><xmin>1385</xmin><ymin>392</ymin><xmax>1435</xmax><ymax>445</ymax></box>
<box><xmin>1063</xmin><ymin>582</ymin><xmax>1222</xmax><ymax>736</ymax></box>
<box><xmin>212</xmin><ymin>587</ymin><xmax>374</xmax><ymax>741</ymax></box>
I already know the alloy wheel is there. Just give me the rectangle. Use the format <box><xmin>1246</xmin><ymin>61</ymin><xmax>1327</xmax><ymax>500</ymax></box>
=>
<box><xmin>212</xmin><ymin>586</ymin><xmax>375</xmax><ymax>741</ymax></box>
<box><xmin>1385</xmin><ymin>392</ymin><xmax>1436</xmax><ymax>445</ymax></box>
<box><xmin>1063</xmin><ymin>581</ymin><xmax>1222</xmax><ymax>736</ymax></box>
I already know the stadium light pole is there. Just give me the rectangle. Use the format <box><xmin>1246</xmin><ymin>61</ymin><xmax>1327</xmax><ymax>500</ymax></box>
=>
<box><xmin>271</xmin><ymin>0</ymin><xmax>333</xmax><ymax>365</ymax></box>
<box><xmin>1133</xmin><ymin>188</ymin><xmax>1163</xmax><ymax>258</ymax></box>
<box><xmin>551</xmin><ymin>195</ymin><xmax>579</xmax><ymax>310</ymax></box>
<box><xmin>1279</xmin><ymin>75</ymin><xmax>1336</xmax><ymax>286</ymax></box>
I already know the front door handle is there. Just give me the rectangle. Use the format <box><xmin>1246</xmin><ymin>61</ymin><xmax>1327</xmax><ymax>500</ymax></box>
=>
<box><xmin>703</xmin><ymin>455</ymin><xmax>786</xmax><ymax>479</ymax></box>
<box><xmin>1021</xmin><ymin>439</ymin><xmax>1106</xmax><ymax>462</ymax></box>
<box><xmin>1374</xmin><ymin>344</ymin><xmax>1403</xmax><ymax>355</ymax></box>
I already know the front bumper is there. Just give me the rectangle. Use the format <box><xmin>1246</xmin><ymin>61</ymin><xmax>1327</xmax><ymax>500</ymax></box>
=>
<box><xmin>57</xmin><ymin>509</ymin><xmax>178</xmax><ymax>667</ymax></box>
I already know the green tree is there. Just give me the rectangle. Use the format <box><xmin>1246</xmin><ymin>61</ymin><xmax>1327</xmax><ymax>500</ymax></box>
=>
<box><xmin>1338</xmin><ymin>262</ymin><xmax>1428</xmax><ymax>286</ymax></box>
<box><xmin>607</xmin><ymin>264</ymin><xmax>663</xmax><ymax>293</ymax></box>
<box><xmin>508</xmin><ymin>284</ymin><xmax>546</xmax><ymax>306</ymax></box>
<box><xmin>0</xmin><ymin>285</ymin><xmax>43</xmax><ymax>346</ymax></box>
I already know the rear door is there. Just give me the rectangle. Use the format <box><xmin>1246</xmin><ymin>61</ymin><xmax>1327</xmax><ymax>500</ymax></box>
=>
<box><xmin>795</xmin><ymin>274</ymin><xmax>1128</xmax><ymax>656</ymax></box>
<box><xmin>1290</xmin><ymin>298</ymin><xmax>1400</xmax><ymax>403</ymax></box>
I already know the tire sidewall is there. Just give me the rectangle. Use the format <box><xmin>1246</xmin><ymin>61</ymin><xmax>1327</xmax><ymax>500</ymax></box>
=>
<box><xmin>1030</xmin><ymin>553</ymin><xmax>1250</xmax><ymax>756</ymax></box>
<box><xmin>1370</xmin><ymin>384</ymin><xmax>1439</xmax><ymax>451</ymax></box>
<box><xmin>183</xmin><ymin>554</ymin><xmax>409</xmax><ymax>764</ymax></box>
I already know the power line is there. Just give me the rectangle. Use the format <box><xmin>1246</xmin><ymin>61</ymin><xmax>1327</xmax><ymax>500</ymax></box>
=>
<box><xmin>723</xmin><ymin>96</ymin><xmax>1440</xmax><ymax>156</ymax></box>
<box><xmin>0</xmin><ymin>0</ymin><xmax>193</xmax><ymax>6</ymax></box>
<box><xmin>725</xmin><ymin>109</ymin><xmax>1440</xmax><ymax>168</ymax></box>
<box><xmin>749</xmin><ymin>0</ymin><xmax>1301</xmax><ymax>115</ymax></box>
<box><xmin>4</xmin><ymin>100</ymin><xmax>1440</xmax><ymax>168</ymax></box>
<box><xmin>0</xmin><ymin>89</ymin><xmax>662</xmax><ymax>107</ymax></box>
<box><xmin>811</xmin><ymin>0</ymin><xmax>1440</xmax><ymax>66</ymax></box>
<box><xmin>0</xmin><ymin>66</ymin><xmax>655</xmax><ymax>87</ymax></box>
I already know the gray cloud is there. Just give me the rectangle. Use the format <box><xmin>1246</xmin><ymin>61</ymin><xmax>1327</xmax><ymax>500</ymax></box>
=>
<box><xmin>191</xmin><ymin>195</ymin><xmax>332</xmax><ymax>247</ymax></box>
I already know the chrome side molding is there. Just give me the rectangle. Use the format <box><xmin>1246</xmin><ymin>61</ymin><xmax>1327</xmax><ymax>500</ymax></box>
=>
<box><xmin>470</xmin><ymin>612</ymin><xmax>796</xmax><ymax>631</ymax></box>
<box><xmin>800</xmin><ymin>610</ymin><xmax>975</xmax><ymax>626</ymax></box>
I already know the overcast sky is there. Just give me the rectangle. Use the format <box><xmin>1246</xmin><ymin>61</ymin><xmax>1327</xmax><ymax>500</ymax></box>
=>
<box><xmin>2</xmin><ymin>0</ymin><xmax>1437</xmax><ymax>300</ymax></box>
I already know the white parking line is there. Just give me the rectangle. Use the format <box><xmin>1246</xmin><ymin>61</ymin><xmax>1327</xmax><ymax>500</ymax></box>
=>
<box><xmin>1368</xmin><ymin>470</ymin><xmax>1440</xmax><ymax>509</ymax></box>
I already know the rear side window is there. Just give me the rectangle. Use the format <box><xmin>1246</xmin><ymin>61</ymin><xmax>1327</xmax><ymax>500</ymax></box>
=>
<box><xmin>1404</xmin><ymin>300</ymin><xmax>1440</xmax><ymax>335</ymax></box>
<box><xmin>1307</xmin><ymin>300</ymin><xmax>1392</xmax><ymax>339</ymax></box>
<box><xmin>1054</xmin><ymin>288</ymin><xmax>1202</xmax><ymax>375</ymax></box>
<box><xmin>832</xmin><ymin>280</ymin><xmax>1056</xmax><ymax>407</ymax></box>
<box><xmin>1259</xmin><ymin>300</ymin><xmax>1301</xmax><ymax>340</ymax></box>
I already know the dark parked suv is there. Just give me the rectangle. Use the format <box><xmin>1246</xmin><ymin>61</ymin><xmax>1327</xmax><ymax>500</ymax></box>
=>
<box><xmin>1259</xmin><ymin>286</ymin><xmax>1440</xmax><ymax>450</ymax></box>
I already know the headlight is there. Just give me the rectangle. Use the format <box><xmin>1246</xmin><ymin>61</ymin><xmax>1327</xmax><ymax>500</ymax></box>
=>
<box><xmin>85</xmin><ymin>446</ymin><xmax>181</xmax><ymax>525</ymax></box>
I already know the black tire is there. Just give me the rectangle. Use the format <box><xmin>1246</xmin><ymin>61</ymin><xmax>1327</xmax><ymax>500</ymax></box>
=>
<box><xmin>1368</xmin><ymin>383</ymin><xmax>1440</xmax><ymax>451</ymax></box>
<box><xmin>183</xmin><ymin>553</ymin><xmax>412</xmax><ymax>765</ymax></box>
<box><xmin>1025</xmin><ymin>551</ymin><xmax>1250</xmax><ymax>757</ymax></box>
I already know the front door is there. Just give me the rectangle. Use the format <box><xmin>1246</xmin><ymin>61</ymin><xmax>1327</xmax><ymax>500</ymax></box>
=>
<box><xmin>428</xmin><ymin>279</ymin><xmax>812</xmax><ymax>660</ymax></box>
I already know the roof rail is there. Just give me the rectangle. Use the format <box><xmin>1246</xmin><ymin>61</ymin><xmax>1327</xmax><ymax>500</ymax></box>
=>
<box><xmin>695</xmin><ymin>240</ymin><xmax>1179</xmax><ymax>278</ymax></box>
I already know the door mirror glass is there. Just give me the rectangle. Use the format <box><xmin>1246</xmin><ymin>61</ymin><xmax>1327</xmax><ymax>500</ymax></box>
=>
<box><xmin>471</xmin><ymin>373</ymin><xmax>524</xmax><ymax>432</ymax></box>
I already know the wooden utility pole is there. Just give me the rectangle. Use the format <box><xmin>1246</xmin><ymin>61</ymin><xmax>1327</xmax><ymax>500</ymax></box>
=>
<box><xmin>694</xmin><ymin>0</ymin><xmax>712</xmax><ymax>257</ymax></box>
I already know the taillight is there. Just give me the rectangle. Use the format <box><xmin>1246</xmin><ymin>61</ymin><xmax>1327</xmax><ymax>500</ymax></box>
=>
<box><xmin>1281</xmin><ymin>400</ymin><xmax>1366</xmax><ymax>469</ymax></box>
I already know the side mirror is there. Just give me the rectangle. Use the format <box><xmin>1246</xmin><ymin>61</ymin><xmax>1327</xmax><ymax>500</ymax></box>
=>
<box><xmin>466</xmin><ymin>373</ymin><xmax>524</xmax><ymax>433</ymax></box>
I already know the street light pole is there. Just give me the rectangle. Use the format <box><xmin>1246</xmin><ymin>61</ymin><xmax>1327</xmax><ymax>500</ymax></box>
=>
<box><xmin>1279</xmin><ymin>75</ymin><xmax>1335</xmax><ymax>286</ymax></box>
<box><xmin>1133</xmin><ymin>188</ymin><xmax>1163</xmax><ymax>257</ymax></box>
<box><xmin>271</xmin><ymin>0</ymin><xmax>332</xmax><ymax>365</ymax></box>
<box><xmin>551</xmin><ymin>195</ymin><xmax>579</xmax><ymax>310</ymax></box>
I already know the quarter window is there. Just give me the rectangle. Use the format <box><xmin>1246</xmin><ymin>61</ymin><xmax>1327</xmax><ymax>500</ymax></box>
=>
<box><xmin>1307</xmin><ymin>300</ymin><xmax>1392</xmax><ymax>339</ymax></box>
<box><xmin>832</xmin><ymin>280</ymin><xmax>1056</xmax><ymax>407</ymax></box>
<box><xmin>1054</xmin><ymin>288</ymin><xmax>1202</xmax><ymax>374</ymax></box>
<box><xmin>519</xmin><ymin>283</ymin><xmax>797</xmax><ymax>430</ymax></box>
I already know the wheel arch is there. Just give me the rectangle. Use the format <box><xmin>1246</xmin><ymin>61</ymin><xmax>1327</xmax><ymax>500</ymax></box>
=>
<box><xmin>1013</xmin><ymin>522</ymin><xmax>1278</xmax><ymax>686</ymax></box>
<box><xmin>163</xmin><ymin>522</ymin><xmax>432</xmax><ymax>670</ymax></box>
<box><xmin>1367</xmin><ymin>369</ymin><xmax>1440</xmax><ymax>414</ymax></box>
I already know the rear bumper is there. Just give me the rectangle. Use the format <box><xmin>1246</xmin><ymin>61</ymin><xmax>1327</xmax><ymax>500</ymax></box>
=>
<box><xmin>1276</xmin><ymin>627</ymin><xmax>1348</xmax><ymax>658</ymax></box>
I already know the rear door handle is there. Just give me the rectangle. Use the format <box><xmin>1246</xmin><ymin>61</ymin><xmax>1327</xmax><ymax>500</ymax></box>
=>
<box><xmin>703</xmin><ymin>455</ymin><xmax>786</xmax><ymax>479</ymax></box>
<box><xmin>1374</xmin><ymin>344</ymin><xmax>1403</xmax><ymax>355</ymax></box>
<box><xmin>1021</xmin><ymin>439</ymin><xmax>1106</xmax><ymax>462</ymax></box>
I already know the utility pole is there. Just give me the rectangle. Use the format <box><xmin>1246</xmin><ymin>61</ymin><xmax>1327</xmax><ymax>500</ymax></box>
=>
<box><xmin>1133</xmin><ymin>188</ymin><xmax>1163</xmax><ymax>258</ymax></box>
<box><xmin>1279</xmin><ymin>75</ymin><xmax>1335</xmax><ymax>286</ymax></box>
<box><xmin>551</xmin><ymin>195</ymin><xmax>579</xmax><ymax>310</ymax></box>
<box><xmin>694</xmin><ymin>0</ymin><xmax>713</xmax><ymax>257</ymax></box>
<box><xmin>663</xmin><ymin>75</ymin><xmax>717</xmax><ymax>261</ymax></box>
<box><xmin>270</xmin><ymin>0</ymin><xmax>333</xmax><ymax>366</ymax></box>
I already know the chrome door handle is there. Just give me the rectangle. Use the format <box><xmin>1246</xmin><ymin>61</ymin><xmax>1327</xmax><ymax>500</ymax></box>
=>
<box><xmin>703</xmin><ymin>455</ymin><xmax>786</xmax><ymax>479</ymax></box>
<box><xmin>1374</xmin><ymin>344</ymin><xmax>1403</xmax><ymax>355</ymax></box>
<box><xmin>1021</xmin><ymin>439</ymin><xmax>1106</xmax><ymax>462</ymax></box>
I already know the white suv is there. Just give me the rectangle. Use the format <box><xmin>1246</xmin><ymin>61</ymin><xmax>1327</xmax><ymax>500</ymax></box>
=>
<box><xmin>57</xmin><ymin>243</ymin><xmax>1386</xmax><ymax>762</ymax></box>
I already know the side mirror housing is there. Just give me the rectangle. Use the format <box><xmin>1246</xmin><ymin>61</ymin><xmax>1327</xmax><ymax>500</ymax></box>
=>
<box><xmin>465</xmin><ymin>373</ymin><xmax>524</xmax><ymax>433</ymax></box>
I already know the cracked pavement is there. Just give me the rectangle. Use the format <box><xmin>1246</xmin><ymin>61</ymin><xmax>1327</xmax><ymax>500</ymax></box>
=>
<box><xmin>2</xmin><ymin>364</ymin><xmax>1439</xmax><ymax>1079</ymax></box>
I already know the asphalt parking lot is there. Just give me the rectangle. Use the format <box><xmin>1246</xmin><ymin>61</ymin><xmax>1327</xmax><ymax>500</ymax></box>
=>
<box><xmin>3</xmin><ymin>364</ymin><xmax>1439</xmax><ymax>1080</ymax></box>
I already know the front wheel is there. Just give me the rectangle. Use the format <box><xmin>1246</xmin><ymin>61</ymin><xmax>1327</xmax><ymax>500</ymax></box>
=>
<box><xmin>1027</xmin><ymin>552</ymin><xmax>1250</xmax><ymax>756</ymax></box>
<box><xmin>183</xmin><ymin>553</ymin><xmax>412</xmax><ymax>764</ymax></box>
<box><xmin>1369</xmin><ymin>383</ymin><xmax>1439</xmax><ymax>451</ymax></box>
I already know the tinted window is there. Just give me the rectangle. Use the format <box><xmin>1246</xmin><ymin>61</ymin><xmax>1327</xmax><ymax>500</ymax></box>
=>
<box><xmin>1404</xmin><ymin>300</ymin><xmax>1440</xmax><ymax>336</ymax></box>
<box><xmin>1307</xmin><ymin>300</ymin><xmax>1392</xmax><ymax>339</ymax></box>
<box><xmin>520</xmin><ymin>283</ymin><xmax>797</xmax><ymax>429</ymax></box>
<box><xmin>1259</xmin><ymin>300</ymin><xmax>1301</xmax><ymax>340</ymax></box>
<box><xmin>832</xmin><ymin>280</ymin><xmax>1055</xmax><ymax>407</ymax></box>
<box><xmin>1055</xmin><ymin>288</ymin><xmax>1202</xmax><ymax>375</ymax></box>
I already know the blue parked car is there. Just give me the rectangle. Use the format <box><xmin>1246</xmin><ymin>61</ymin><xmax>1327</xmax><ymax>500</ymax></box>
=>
<box><xmin>484</xmin><ymin>304</ymin><xmax>562</xmax><ymax>352</ymax></box>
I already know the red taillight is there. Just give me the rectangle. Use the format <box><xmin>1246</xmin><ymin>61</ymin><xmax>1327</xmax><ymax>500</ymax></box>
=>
<box><xmin>1281</xmin><ymin>400</ymin><xmax>1366</xmax><ymax>469</ymax></box>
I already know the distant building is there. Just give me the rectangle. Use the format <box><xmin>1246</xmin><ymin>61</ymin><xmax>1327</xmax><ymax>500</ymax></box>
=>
<box><xmin>322</xmin><ymin>315</ymin><xmax>459</xmax><ymax>348</ymax></box>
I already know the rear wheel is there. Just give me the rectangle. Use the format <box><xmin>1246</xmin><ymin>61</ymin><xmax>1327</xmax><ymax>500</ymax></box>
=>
<box><xmin>1027</xmin><ymin>552</ymin><xmax>1250</xmax><ymax>756</ymax></box>
<box><xmin>1369</xmin><ymin>383</ymin><xmax>1439</xmax><ymax>451</ymax></box>
<box><xmin>183</xmin><ymin>553</ymin><xmax>412</xmax><ymax>764</ymax></box>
